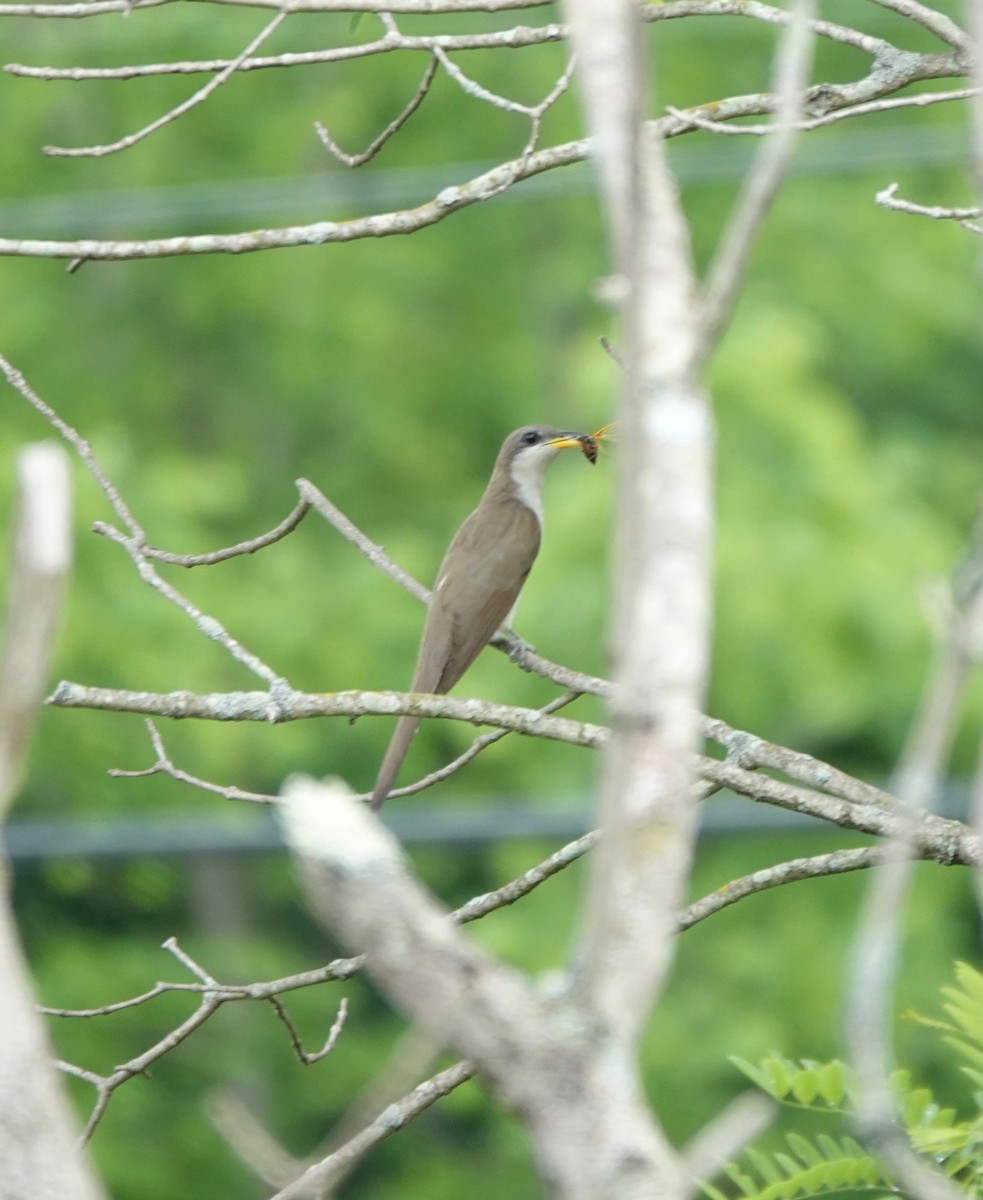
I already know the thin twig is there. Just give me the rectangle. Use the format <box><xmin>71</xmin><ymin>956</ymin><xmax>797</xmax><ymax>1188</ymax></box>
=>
<box><xmin>163</xmin><ymin>936</ymin><xmax>219</xmax><ymax>987</ymax></box>
<box><xmin>268</xmin><ymin>995</ymin><xmax>348</xmax><ymax>1064</ymax></box>
<box><xmin>876</xmin><ymin>180</ymin><xmax>982</xmax><ymax>234</ymax></box>
<box><xmin>865</xmin><ymin>0</ymin><xmax>971</xmax><ymax>55</ymax></box>
<box><xmin>668</xmin><ymin>87</ymin><xmax>978</xmax><ymax>136</ymax></box>
<box><xmin>387</xmin><ymin>691</ymin><xmax>581</xmax><ymax>800</ymax></box>
<box><xmin>141</xmin><ymin>497</ymin><xmax>311</xmax><ymax>567</ymax></box>
<box><xmin>109</xmin><ymin>719</ymin><xmax>278</xmax><ymax>804</ymax></box>
<box><xmin>4</xmin><ymin>354</ymin><xmax>287</xmax><ymax>689</ymax></box>
<box><xmin>298</xmin><ymin>478</ymin><xmax>429</xmax><ymax>604</ymax></box>
<box><xmin>43</xmin><ymin>11</ymin><xmax>287</xmax><ymax>158</ymax></box>
<box><xmin>677</xmin><ymin>846</ymin><xmax>901</xmax><ymax>931</ymax></box>
<box><xmin>702</xmin><ymin>715</ymin><xmax>898</xmax><ymax>809</ymax></box>
<box><xmin>270</xmin><ymin>1060</ymin><xmax>477</xmax><ymax>1200</ymax></box>
<box><xmin>316</xmin><ymin>54</ymin><xmax>437</xmax><ymax>166</ymax></box>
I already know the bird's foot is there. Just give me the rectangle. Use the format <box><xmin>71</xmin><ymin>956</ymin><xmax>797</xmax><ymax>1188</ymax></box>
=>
<box><xmin>503</xmin><ymin>628</ymin><xmax>538</xmax><ymax>671</ymax></box>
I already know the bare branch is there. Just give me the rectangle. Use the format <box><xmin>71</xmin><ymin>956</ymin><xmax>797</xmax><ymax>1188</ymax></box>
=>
<box><xmin>142</xmin><ymin>497</ymin><xmax>311</xmax><ymax>567</ymax></box>
<box><xmin>41</xmin><ymin>828</ymin><xmax>602</xmax><ymax>1017</ymax></box>
<box><xmin>60</xmin><ymin>986</ymin><xmax>227</xmax><ymax>1144</ymax></box>
<box><xmin>46</xmin><ymin>681</ymin><xmax>608</xmax><ymax>750</ymax></box>
<box><xmin>698</xmin><ymin>754</ymin><xmax>978</xmax><ymax>863</ymax></box>
<box><xmin>0</xmin><ymin>138</ymin><xmax>586</xmax><ymax>261</ymax></box>
<box><xmin>668</xmin><ymin>87</ymin><xmax>978</xmax><ymax>135</ymax></box>
<box><xmin>876</xmin><ymin>180</ymin><xmax>982</xmax><ymax>234</ymax></box>
<box><xmin>0</xmin><ymin>0</ymin><xmax>168</xmax><ymax>17</ymax></box>
<box><xmin>0</xmin><ymin>43</ymin><xmax>963</xmax><ymax>264</ymax></box>
<box><xmin>5</xmin><ymin>25</ymin><xmax>562</xmax><ymax>77</ymax></box>
<box><xmin>315</xmin><ymin>53</ymin><xmax>437</xmax><ymax>167</ymax></box>
<box><xmin>270</xmin><ymin>1060</ymin><xmax>477</xmax><ymax>1200</ymax></box>
<box><xmin>702</xmin><ymin>715</ymin><xmax>898</xmax><ymax>809</ymax></box>
<box><xmin>0</xmin><ymin>0</ymin><xmax>550</xmax><ymax>14</ymax></box>
<box><xmin>268</xmin><ymin>995</ymin><xmax>348</xmax><ymax>1065</ymax></box>
<box><xmin>453</xmin><ymin>829</ymin><xmax>597</xmax><ymax>922</ymax></box>
<box><xmin>53</xmin><ymin>673</ymin><xmax>977</xmax><ymax>857</ymax></box>
<box><xmin>0</xmin><ymin>353</ymin><xmax>142</xmax><ymax>537</ymax></box>
<box><xmin>3</xmin><ymin>353</ymin><xmax>286</xmax><ymax>687</ymax></box>
<box><xmin>677</xmin><ymin>846</ymin><xmax>902</xmax><ymax>932</ymax></box>
<box><xmin>866</xmin><ymin>0</ymin><xmax>971</xmax><ymax>56</ymax></box>
<box><xmin>43</xmin><ymin>12</ymin><xmax>287</xmax><ymax>158</ymax></box>
<box><xmin>109</xmin><ymin>719</ymin><xmax>278</xmax><ymax>804</ymax></box>
<box><xmin>297</xmin><ymin>478</ymin><xmax>428</xmax><ymax>604</ymax></box>
<box><xmin>3</xmin><ymin>0</ymin><xmax>891</xmax><ymax>80</ymax></box>
<box><xmin>387</xmin><ymin>691</ymin><xmax>582</xmax><ymax>801</ymax></box>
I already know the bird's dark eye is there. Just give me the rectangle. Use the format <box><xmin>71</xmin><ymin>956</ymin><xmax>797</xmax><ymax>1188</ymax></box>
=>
<box><xmin>521</xmin><ymin>429</ymin><xmax>541</xmax><ymax>445</ymax></box>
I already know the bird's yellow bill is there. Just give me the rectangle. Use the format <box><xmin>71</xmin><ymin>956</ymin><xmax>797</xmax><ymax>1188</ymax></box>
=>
<box><xmin>546</xmin><ymin>424</ymin><xmax>615</xmax><ymax>464</ymax></box>
<box><xmin>545</xmin><ymin>435</ymin><xmax>588</xmax><ymax>451</ymax></box>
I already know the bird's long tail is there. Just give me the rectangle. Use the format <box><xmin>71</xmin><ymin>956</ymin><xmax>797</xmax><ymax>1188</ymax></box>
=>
<box><xmin>370</xmin><ymin>714</ymin><xmax>421</xmax><ymax>811</ymax></box>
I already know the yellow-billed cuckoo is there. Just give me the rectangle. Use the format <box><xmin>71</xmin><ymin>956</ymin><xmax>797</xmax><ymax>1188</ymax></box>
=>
<box><xmin>370</xmin><ymin>425</ymin><xmax>596</xmax><ymax>810</ymax></box>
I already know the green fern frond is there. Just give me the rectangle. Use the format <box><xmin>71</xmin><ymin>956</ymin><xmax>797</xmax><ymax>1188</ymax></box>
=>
<box><xmin>730</xmin><ymin>1056</ymin><xmax>851</xmax><ymax>1111</ymax></box>
<box><xmin>715</xmin><ymin>963</ymin><xmax>983</xmax><ymax>1200</ymax></box>
<box><xmin>707</xmin><ymin>1133</ymin><xmax>890</xmax><ymax>1200</ymax></box>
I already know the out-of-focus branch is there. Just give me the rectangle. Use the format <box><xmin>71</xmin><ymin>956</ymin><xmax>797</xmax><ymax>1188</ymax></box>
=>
<box><xmin>844</xmin><ymin>501</ymin><xmax>983</xmax><ymax>1200</ymax></box>
<box><xmin>279</xmin><ymin>774</ymin><xmax>675</xmax><ymax>1198</ymax></box>
<box><xmin>681</xmin><ymin>1091</ymin><xmax>776</xmax><ymax>1195</ymax></box>
<box><xmin>697</xmin><ymin>0</ymin><xmax>815</xmax><ymax>355</ymax></box>
<box><xmin>0</xmin><ymin>442</ymin><xmax>107</xmax><ymax>1199</ymax></box>
<box><xmin>567</xmin><ymin>0</ymin><xmax>709</xmax><ymax>1060</ymax></box>
<box><xmin>0</xmin><ymin>443</ymin><xmax>72</xmax><ymax>811</ymax></box>
<box><xmin>207</xmin><ymin>1090</ymin><xmax>308</xmax><ymax>1188</ymax></box>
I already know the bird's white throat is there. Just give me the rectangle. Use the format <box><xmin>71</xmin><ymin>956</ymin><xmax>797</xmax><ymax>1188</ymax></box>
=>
<box><xmin>509</xmin><ymin>444</ymin><xmax>558</xmax><ymax>525</ymax></box>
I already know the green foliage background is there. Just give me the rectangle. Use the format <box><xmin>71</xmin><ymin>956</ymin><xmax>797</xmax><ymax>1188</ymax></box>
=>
<box><xmin>1</xmin><ymin>1</ymin><xmax>982</xmax><ymax>1196</ymax></box>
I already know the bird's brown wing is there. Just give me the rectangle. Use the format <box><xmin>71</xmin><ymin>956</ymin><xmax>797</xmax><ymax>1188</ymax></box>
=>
<box><xmin>427</xmin><ymin>498</ymin><xmax>540</xmax><ymax>692</ymax></box>
<box><xmin>370</xmin><ymin>499</ymin><xmax>540</xmax><ymax>810</ymax></box>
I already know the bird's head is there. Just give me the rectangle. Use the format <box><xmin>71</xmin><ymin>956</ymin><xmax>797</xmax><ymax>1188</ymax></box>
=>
<box><xmin>495</xmin><ymin>425</ymin><xmax>597</xmax><ymax>518</ymax></box>
<box><xmin>503</xmin><ymin>425</ymin><xmax>598</xmax><ymax>470</ymax></box>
